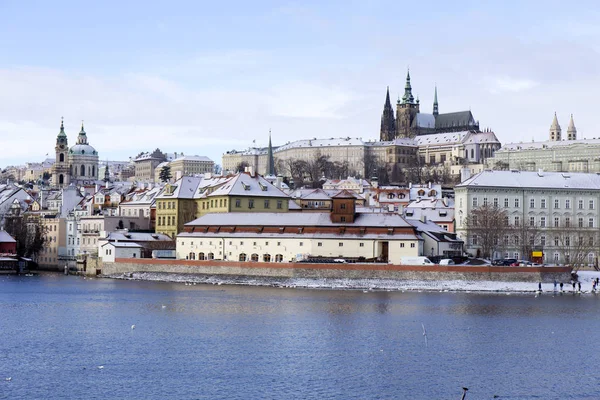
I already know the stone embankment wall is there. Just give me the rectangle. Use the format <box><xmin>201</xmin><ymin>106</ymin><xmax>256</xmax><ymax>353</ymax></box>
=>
<box><xmin>101</xmin><ymin>258</ymin><xmax>573</xmax><ymax>283</ymax></box>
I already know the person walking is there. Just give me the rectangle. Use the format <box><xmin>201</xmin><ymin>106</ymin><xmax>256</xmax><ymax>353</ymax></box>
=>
<box><xmin>560</xmin><ymin>282</ymin><xmax>564</xmax><ymax>292</ymax></box>
<box><xmin>538</xmin><ymin>282</ymin><xmax>542</xmax><ymax>292</ymax></box>
<box><xmin>554</xmin><ymin>280</ymin><xmax>558</xmax><ymax>291</ymax></box>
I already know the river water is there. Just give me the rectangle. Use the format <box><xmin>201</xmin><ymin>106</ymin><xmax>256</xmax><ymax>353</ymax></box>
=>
<box><xmin>1</xmin><ymin>274</ymin><xmax>599</xmax><ymax>400</ymax></box>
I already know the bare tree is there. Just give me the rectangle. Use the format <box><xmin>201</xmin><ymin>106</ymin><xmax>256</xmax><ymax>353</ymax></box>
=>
<box><xmin>511</xmin><ymin>220</ymin><xmax>543</xmax><ymax>261</ymax></box>
<box><xmin>463</xmin><ymin>204</ymin><xmax>512</xmax><ymax>259</ymax></box>
<box><xmin>552</xmin><ymin>223</ymin><xmax>598</xmax><ymax>271</ymax></box>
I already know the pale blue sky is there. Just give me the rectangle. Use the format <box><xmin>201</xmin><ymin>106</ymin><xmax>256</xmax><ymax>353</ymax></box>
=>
<box><xmin>1</xmin><ymin>0</ymin><xmax>599</xmax><ymax>166</ymax></box>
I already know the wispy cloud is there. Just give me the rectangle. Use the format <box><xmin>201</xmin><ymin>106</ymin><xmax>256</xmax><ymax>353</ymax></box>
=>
<box><xmin>485</xmin><ymin>76</ymin><xmax>539</xmax><ymax>94</ymax></box>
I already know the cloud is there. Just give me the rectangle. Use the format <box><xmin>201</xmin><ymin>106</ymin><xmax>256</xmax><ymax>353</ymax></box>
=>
<box><xmin>485</xmin><ymin>76</ymin><xmax>539</xmax><ymax>94</ymax></box>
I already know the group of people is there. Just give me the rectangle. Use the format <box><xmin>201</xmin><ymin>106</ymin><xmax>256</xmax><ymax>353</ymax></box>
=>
<box><xmin>546</xmin><ymin>279</ymin><xmax>600</xmax><ymax>293</ymax></box>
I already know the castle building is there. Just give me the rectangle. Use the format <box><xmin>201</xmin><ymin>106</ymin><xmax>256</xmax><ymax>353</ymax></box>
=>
<box><xmin>51</xmin><ymin>119</ymin><xmax>99</xmax><ymax>188</ymax></box>
<box><xmin>380</xmin><ymin>71</ymin><xmax>480</xmax><ymax>140</ymax></box>
<box><xmin>487</xmin><ymin>114</ymin><xmax>594</xmax><ymax>173</ymax></box>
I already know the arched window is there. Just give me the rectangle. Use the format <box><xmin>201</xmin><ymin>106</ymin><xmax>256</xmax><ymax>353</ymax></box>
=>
<box><xmin>275</xmin><ymin>254</ymin><xmax>283</xmax><ymax>262</ymax></box>
<box><xmin>198</xmin><ymin>252</ymin><xmax>205</xmax><ymax>260</ymax></box>
<box><xmin>239</xmin><ymin>253</ymin><xmax>247</xmax><ymax>262</ymax></box>
<box><xmin>188</xmin><ymin>252</ymin><xmax>195</xmax><ymax>260</ymax></box>
<box><xmin>81</xmin><ymin>165</ymin><xmax>85</xmax><ymax>176</ymax></box>
<box><xmin>263</xmin><ymin>254</ymin><xmax>271</xmax><ymax>262</ymax></box>
<box><xmin>92</xmin><ymin>166</ymin><xmax>95</xmax><ymax>177</ymax></box>
<box><xmin>59</xmin><ymin>174</ymin><xmax>64</xmax><ymax>184</ymax></box>
<box><xmin>470</xmin><ymin>149</ymin><xmax>474</xmax><ymax>159</ymax></box>
<box><xmin>251</xmin><ymin>253</ymin><xmax>259</xmax><ymax>262</ymax></box>
<box><xmin>207</xmin><ymin>252</ymin><xmax>214</xmax><ymax>260</ymax></box>
<box><xmin>387</xmin><ymin>193</ymin><xmax>395</xmax><ymax>199</ymax></box>
<box><xmin>59</xmin><ymin>153</ymin><xmax>64</xmax><ymax>162</ymax></box>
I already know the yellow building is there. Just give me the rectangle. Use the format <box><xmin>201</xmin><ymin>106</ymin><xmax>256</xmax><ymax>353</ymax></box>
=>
<box><xmin>155</xmin><ymin>172</ymin><xmax>291</xmax><ymax>238</ymax></box>
<box><xmin>194</xmin><ymin>172</ymin><xmax>289</xmax><ymax>218</ymax></box>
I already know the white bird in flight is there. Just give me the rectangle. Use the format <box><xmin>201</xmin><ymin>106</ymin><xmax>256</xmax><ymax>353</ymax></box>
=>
<box><xmin>131</xmin><ymin>324</ymin><xmax>135</xmax><ymax>330</ymax></box>
<box><xmin>422</xmin><ymin>323</ymin><xmax>428</xmax><ymax>347</ymax></box>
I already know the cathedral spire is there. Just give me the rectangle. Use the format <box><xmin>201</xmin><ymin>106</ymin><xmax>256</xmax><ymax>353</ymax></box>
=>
<box><xmin>567</xmin><ymin>114</ymin><xmax>577</xmax><ymax>141</ymax></box>
<box><xmin>267</xmin><ymin>129</ymin><xmax>275</xmax><ymax>176</ymax></box>
<box><xmin>433</xmin><ymin>86</ymin><xmax>439</xmax><ymax>116</ymax></box>
<box><xmin>380</xmin><ymin>86</ymin><xmax>396</xmax><ymax>141</ymax></box>
<box><xmin>401</xmin><ymin>70</ymin><xmax>415</xmax><ymax>104</ymax></box>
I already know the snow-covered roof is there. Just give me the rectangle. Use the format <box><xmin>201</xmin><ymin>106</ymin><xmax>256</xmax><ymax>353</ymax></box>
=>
<box><xmin>158</xmin><ymin>176</ymin><xmax>204</xmax><ymax>199</ymax></box>
<box><xmin>0</xmin><ymin>230</ymin><xmax>16</xmax><ymax>243</ymax></box>
<box><xmin>185</xmin><ymin>211</ymin><xmax>413</xmax><ymax>228</ymax></box>
<box><xmin>457</xmin><ymin>170</ymin><xmax>600</xmax><ymax>190</ymax></box>
<box><xmin>172</xmin><ymin>155</ymin><xmax>213</xmax><ymax>162</ymax></box>
<box><xmin>101</xmin><ymin>242</ymin><xmax>143</xmax><ymax>248</ymax></box>
<box><xmin>275</xmin><ymin>137</ymin><xmax>365</xmax><ymax>152</ymax></box>
<box><xmin>497</xmin><ymin>137</ymin><xmax>600</xmax><ymax>152</ymax></box>
<box><xmin>202</xmin><ymin>173</ymin><xmax>289</xmax><ymax>199</ymax></box>
<box><xmin>104</xmin><ymin>231</ymin><xmax>172</xmax><ymax>242</ymax></box>
<box><xmin>462</xmin><ymin>131</ymin><xmax>500</xmax><ymax>144</ymax></box>
<box><xmin>416</xmin><ymin>131</ymin><xmax>469</xmax><ymax>146</ymax></box>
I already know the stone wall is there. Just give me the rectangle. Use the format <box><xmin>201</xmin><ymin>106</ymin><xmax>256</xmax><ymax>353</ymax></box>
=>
<box><xmin>101</xmin><ymin>258</ymin><xmax>573</xmax><ymax>283</ymax></box>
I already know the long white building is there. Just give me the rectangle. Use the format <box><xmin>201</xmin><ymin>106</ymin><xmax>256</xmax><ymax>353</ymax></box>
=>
<box><xmin>455</xmin><ymin>170</ymin><xmax>600</xmax><ymax>265</ymax></box>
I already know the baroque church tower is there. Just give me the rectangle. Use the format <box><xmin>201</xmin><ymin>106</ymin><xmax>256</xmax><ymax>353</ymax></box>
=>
<box><xmin>549</xmin><ymin>112</ymin><xmax>561</xmax><ymax>141</ymax></box>
<box><xmin>379</xmin><ymin>87</ymin><xmax>396</xmax><ymax>141</ymax></box>
<box><xmin>395</xmin><ymin>70</ymin><xmax>420</xmax><ymax>138</ymax></box>
<box><xmin>51</xmin><ymin>118</ymin><xmax>71</xmax><ymax>188</ymax></box>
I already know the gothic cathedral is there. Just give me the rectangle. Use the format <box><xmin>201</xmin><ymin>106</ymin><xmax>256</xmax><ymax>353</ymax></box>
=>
<box><xmin>380</xmin><ymin>71</ymin><xmax>480</xmax><ymax>140</ymax></box>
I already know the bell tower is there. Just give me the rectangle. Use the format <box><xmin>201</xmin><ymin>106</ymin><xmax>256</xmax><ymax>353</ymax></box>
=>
<box><xmin>396</xmin><ymin>70</ymin><xmax>419</xmax><ymax>138</ymax></box>
<box><xmin>549</xmin><ymin>112</ymin><xmax>561</xmax><ymax>141</ymax></box>
<box><xmin>52</xmin><ymin>118</ymin><xmax>71</xmax><ymax>188</ymax></box>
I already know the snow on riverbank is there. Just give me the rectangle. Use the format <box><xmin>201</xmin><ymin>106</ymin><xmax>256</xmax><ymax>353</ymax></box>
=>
<box><xmin>104</xmin><ymin>270</ymin><xmax>600</xmax><ymax>294</ymax></box>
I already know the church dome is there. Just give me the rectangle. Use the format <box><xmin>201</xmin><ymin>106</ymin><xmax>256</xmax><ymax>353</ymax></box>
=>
<box><xmin>69</xmin><ymin>143</ymin><xmax>98</xmax><ymax>156</ymax></box>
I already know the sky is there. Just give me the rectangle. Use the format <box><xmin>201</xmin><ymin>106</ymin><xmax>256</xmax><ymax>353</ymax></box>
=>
<box><xmin>1</xmin><ymin>0</ymin><xmax>599</xmax><ymax>167</ymax></box>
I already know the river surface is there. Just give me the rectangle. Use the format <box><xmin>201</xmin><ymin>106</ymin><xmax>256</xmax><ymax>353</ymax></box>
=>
<box><xmin>1</xmin><ymin>273</ymin><xmax>599</xmax><ymax>400</ymax></box>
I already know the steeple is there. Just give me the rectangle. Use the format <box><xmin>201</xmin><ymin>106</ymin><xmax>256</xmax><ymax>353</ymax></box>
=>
<box><xmin>380</xmin><ymin>86</ymin><xmax>397</xmax><ymax>141</ymax></box>
<box><xmin>104</xmin><ymin>161</ymin><xmax>110</xmax><ymax>183</ymax></box>
<box><xmin>433</xmin><ymin>86</ymin><xmax>439</xmax><ymax>116</ymax></box>
<box><xmin>266</xmin><ymin>129</ymin><xmax>275</xmax><ymax>176</ymax></box>
<box><xmin>401</xmin><ymin>70</ymin><xmax>415</xmax><ymax>104</ymax></box>
<box><xmin>549</xmin><ymin>112</ymin><xmax>562</xmax><ymax>141</ymax></box>
<box><xmin>58</xmin><ymin>117</ymin><xmax>67</xmax><ymax>138</ymax></box>
<box><xmin>77</xmin><ymin>121</ymin><xmax>88</xmax><ymax>145</ymax></box>
<box><xmin>567</xmin><ymin>114</ymin><xmax>577</xmax><ymax>141</ymax></box>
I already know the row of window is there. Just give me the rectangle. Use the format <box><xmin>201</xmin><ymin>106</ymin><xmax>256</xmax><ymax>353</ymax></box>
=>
<box><xmin>183</xmin><ymin>240</ymin><xmax>416</xmax><ymax>248</ymax></box>
<box><xmin>471</xmin><ymin>234</ymin><xmax>595</xmax><ymax>247</ymax></box>
<box><xmin>157</xmin><ymin>216</ymin><xmax>175</xmax><ymax>226</ymax></box>
<box><xmin>469</xmin><ymin>197</ymin><xmax>596</xmax><ymax>210</ymax></box>
<box><xmin>157</xmin><ymin>201</ymin><xmax>177</xmax><ymax>210</ymax></box>
<box><xmin>469</xmin><ymin>215</ymin><xmax>595</xmax><ymax>228</ymax></box>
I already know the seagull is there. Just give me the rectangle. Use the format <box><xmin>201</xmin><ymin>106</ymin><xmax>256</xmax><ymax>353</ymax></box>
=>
<box><xmin>131</xmin><ymin>324</ymin><xmax>135</xmax><ymax>330</ymax></box>
<box><xmin>98</xmin><ymin>366</ymin><xmax>104</xmax><ymax>369</ymax></box>
<box><xmin>5</xmin><ymin>377</ymin><xmax>12</xmax><ymax>381</ymax></box>
<box><xmin>422</xmin><ymin>323</ymin><xmax>428</xmax><ymax>347</ymax></box>
<box><xmin>161</xmin><ymin>305</ymin><xmax>166</xmax><ymax>309</ymax></box>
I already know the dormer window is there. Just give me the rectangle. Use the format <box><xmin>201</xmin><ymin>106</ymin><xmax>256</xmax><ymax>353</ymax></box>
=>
<box><xmin>258</xmin><ymin>182</ymin><xmax>267</xmax><ymax>191</ymax></box>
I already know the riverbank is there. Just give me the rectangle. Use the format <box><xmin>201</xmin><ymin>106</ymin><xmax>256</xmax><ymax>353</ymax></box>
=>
<box><xmin>104</xmin><ymin>269</ymin><xmax>599</xmax><ymax>294</ymax></box>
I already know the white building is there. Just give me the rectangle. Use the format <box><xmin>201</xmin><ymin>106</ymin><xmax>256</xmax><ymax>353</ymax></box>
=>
<box><xmin>100</xmin><ymin>242</ymin><xmax>143</xmax><ymax>262</ymax></box>
<box><xmin>455</xmin><ymin>170</ymin><xmax>600</xmax><ymax>264</ymax></box>
<box><xmin>177</xmin><ymin>211</ymin><xmax>423</xmax><ymax>264</ymax></box>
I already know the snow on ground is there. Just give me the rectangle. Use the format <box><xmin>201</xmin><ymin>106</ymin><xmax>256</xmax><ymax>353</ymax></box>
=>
<box><xmin>104</xmin><ymin>270</ymin><xmax>600</xmax><ymax>294</ymax></box>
